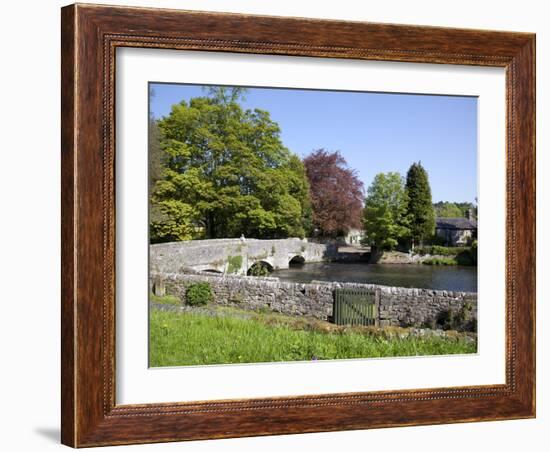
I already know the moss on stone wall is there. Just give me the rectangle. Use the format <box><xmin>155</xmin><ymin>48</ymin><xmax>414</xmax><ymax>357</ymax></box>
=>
<box><xmin>227</xmin><ymin>255</ymin><xmax>243</xmax><ymax>274</ymax></box>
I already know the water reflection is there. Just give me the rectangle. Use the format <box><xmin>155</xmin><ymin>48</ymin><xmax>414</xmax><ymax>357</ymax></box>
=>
<box><xmin>272</xmin><ymin>262</ymin><xmax>477</xmax><ymax>292</ymax></box>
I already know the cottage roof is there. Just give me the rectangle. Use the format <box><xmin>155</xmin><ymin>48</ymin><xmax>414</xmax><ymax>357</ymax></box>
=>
<box><xmin>435</xmin><ymin>217</ymin><xmax>477</xmax><ymax>230</ymax></box>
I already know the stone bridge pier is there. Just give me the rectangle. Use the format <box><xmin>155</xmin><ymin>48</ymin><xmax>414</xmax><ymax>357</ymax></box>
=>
<box><xmin>150</xmin><ymin>238</ymin><xmax>337</xmax><ymax>276</ymax></box>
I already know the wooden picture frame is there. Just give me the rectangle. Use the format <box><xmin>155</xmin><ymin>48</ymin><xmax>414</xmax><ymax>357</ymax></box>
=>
<box><xmin>61</xmin><ymin>3</ymin><xmax>535</xmax><ymax>447</ymax></box>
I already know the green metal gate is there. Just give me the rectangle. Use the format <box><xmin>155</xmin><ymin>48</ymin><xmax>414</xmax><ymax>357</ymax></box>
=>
<box><xmin>333</xmin><ymin>288</ymin><xmax>379</xmax><ymax>326</ymax></box>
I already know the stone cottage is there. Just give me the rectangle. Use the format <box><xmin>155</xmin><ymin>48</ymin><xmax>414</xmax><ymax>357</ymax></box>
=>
<box><xmin>435</xmin><ymin>211</ymin><xmax>477</xmax><ymax>246</ymax></box>
<box><xmin>343</xmin><ymin>228</ymin><xmax>364</xmax><ymax>245</ymax></box>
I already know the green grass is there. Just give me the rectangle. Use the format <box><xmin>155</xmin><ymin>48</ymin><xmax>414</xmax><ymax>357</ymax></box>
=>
<box><xmin>149</xmin><ymin>293</ymin><xmax>181</xmax><ymax>306</ymax></box>
<box><xmin>149</xmin><ymin>309</ymin><xmax>476</xmax><ymax>367</ymax></box>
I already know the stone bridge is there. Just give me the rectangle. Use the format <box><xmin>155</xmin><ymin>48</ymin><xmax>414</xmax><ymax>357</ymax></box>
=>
<box><xmin>150</xmin><ymin>238</ymin><xmax>337</xmax><ymax>276</ymax></box>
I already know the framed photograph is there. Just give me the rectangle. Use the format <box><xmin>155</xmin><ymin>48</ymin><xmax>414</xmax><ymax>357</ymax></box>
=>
<box><xmin>61</xmin><ymin>3</ymin><xmax>535</xmax><ymax>447</ymax></box>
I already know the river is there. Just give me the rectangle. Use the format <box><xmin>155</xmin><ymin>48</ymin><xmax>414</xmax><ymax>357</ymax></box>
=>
<box><xmin>271</xmin><ymin>262</ymin><xmax>477</xmax><ymax>292</ymax></box>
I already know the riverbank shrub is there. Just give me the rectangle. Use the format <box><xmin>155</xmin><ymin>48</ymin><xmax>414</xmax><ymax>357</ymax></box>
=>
<box><xmin>455</xmin><ymin>250</ymin><xmax>474</xmax><ymax>266</ymax></box>
<box><xmin>186</xmin><ymin>282</ymin><xmax>213</xmax><ymax>306</ymax></box>
<box><xmin>455</xmin><ymin>242</ymin><xmax>477</xmax><ymax>266</ymax></box>
<box><xmin>422</xmin><ymin>257</ymin><xmax>458</xmax><ymax>265</ymax></box>
<box><xmin>414</xmin><ymin>245</ymin><xmax>466</xmax><ymax>256</ymax></box>
<box><xmin>470</xmin><ymin>240</ymin><xmax>478</xmax><ymax>265</ymax></box>
<box><xmin>436</xmin><ymin>302</ymin><xmax>476</xmax><ymax>332</ymax></box>
<box><xmin>415</xmin><ymin>244</ymin><xmax>477</xmax><ymax>266</ymax></box>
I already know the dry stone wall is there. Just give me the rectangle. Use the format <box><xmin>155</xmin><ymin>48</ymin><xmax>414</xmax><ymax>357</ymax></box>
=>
<box><xmin>151</xmin><ymin>272</ymin><xmax>477</xmax><ymax>328</ymax></box>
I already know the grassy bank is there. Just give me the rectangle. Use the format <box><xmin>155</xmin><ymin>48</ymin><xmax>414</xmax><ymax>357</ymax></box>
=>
<box><xmin>150</xmin><ymin>308</ymin><xmax>476</xmax><ymax>367</ymax></box>
<box><xmin>414</xmin><ymin>244</ymin><xmax>478</xmax><ymax>266</ymax></box>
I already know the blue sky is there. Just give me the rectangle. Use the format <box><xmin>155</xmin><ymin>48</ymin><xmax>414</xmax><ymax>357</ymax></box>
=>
<box><xmin>150</xmin><ymin>83</ymin><xmax>477</xmax><ymax>203</ymax></box>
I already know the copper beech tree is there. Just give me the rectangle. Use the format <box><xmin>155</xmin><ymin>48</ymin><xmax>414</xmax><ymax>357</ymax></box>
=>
<box><xmin>303</xmin><ymin>149</ymin><xmax>364</xmax><ymax>237</ymax></box>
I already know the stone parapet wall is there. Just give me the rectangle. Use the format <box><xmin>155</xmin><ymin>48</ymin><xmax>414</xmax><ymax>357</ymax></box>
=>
<box><xmin>151</xmin><ymin>272</ymin><xmax>477</xmax><ymax>328</ymax></box>
<box><xmin>150</xmin><ymin>238</ymin><xmax>337</xmax><ymax>275</ymax></box>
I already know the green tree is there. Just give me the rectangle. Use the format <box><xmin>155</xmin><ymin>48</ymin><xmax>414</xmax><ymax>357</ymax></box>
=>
<box><xmin>362</xmin><ymin>172</ymin><xmax>410</xmax><ymax>250</ymax></box>
<box><xmin>456</xmin><ymin>201</ymin><xmax>477</xmax><ymax>219</ymax></box>
<box><xmin>148</xmin><ymin>117</ymin><xmax>164</xmax><ymax>194</ymax></box>
<box><xmin>433</xmin><ymin>201</ymin><xmax>464</xmax><ymax>218</ymax></box>
<box><xmin>152</xmin><ymin>87</ymin><xmax>311</xmax><ymax>241</ymax></box>
<box><xmin>405</xmin><ymin>162</ymin><xmax>435</xmax><ymax>248</ymax></box>
<box><xmin>433</xmin><ymin>201</ymin><xmax>476</xmax><ymax>219</ymax></box>
<box><xmin>148</xmin><ymin>94</ymin><xmax>196</xmax><ymax>243</ymax></box>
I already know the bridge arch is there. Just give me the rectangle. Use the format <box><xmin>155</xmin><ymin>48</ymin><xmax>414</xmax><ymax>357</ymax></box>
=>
<box><xmin>150</xmin><ymin>238</ymin><xmax>335</xmax><ymax>275</ymax></box>
<box><xmin>289</xmin><ymin>255</ymin><xmax>305</xmax><ymax>265</ymax></box>
<box><xmin>247</xmin><ymin>260</ymin><xmax>274</xmax><ymax>276</ymax></box>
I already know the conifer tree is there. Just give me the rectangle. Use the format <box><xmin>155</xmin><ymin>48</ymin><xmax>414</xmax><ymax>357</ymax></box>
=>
<box><xmin>405</xmin><ymin>162</ymin><xmax>435</xmax><ymax>248</ymax></box>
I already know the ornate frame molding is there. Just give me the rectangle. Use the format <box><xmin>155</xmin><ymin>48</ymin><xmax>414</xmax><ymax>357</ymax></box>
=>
<box><xmin>62</xmin><ymin>4</ymin><xmax>535</xmax><ymax>447</ymax></box>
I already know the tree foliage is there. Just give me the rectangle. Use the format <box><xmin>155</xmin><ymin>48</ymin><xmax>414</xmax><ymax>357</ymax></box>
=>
<box><xmin>433</xmin><ymin>201</ymin><xmax>463</xmax><ymax>218</ymax></box>
<box><xmin>405</xmin><ymin>162</ymin><xmax>435</xmax><ymax>246</ymax></box>
<box><xmin>433</xmin><ymin>201</ymin><xmax>476</xmax><ymax>219</ymax></box>
<box><xmin>303</xmin><ymin>149</ymin><xmax>364</xmax><ymax>237</ymax></box>
<box><xmin>148</xmin><ymin>116</ymin><xmax>164</xmax><ymax>194</ymax></box>
<box><xmin>362</xmin><ymin>172</ymin><xmax>410</xmax><ymax>250</ymax></box>
<box><xmin>148</xmin><ymin>108</ymin><xmax>195</xmax><ymax>242</ymax></box>
<box><xmin>150</xmin><ymin>87</ymin><xmax>311</xmax><ymax>242</ymax></box>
